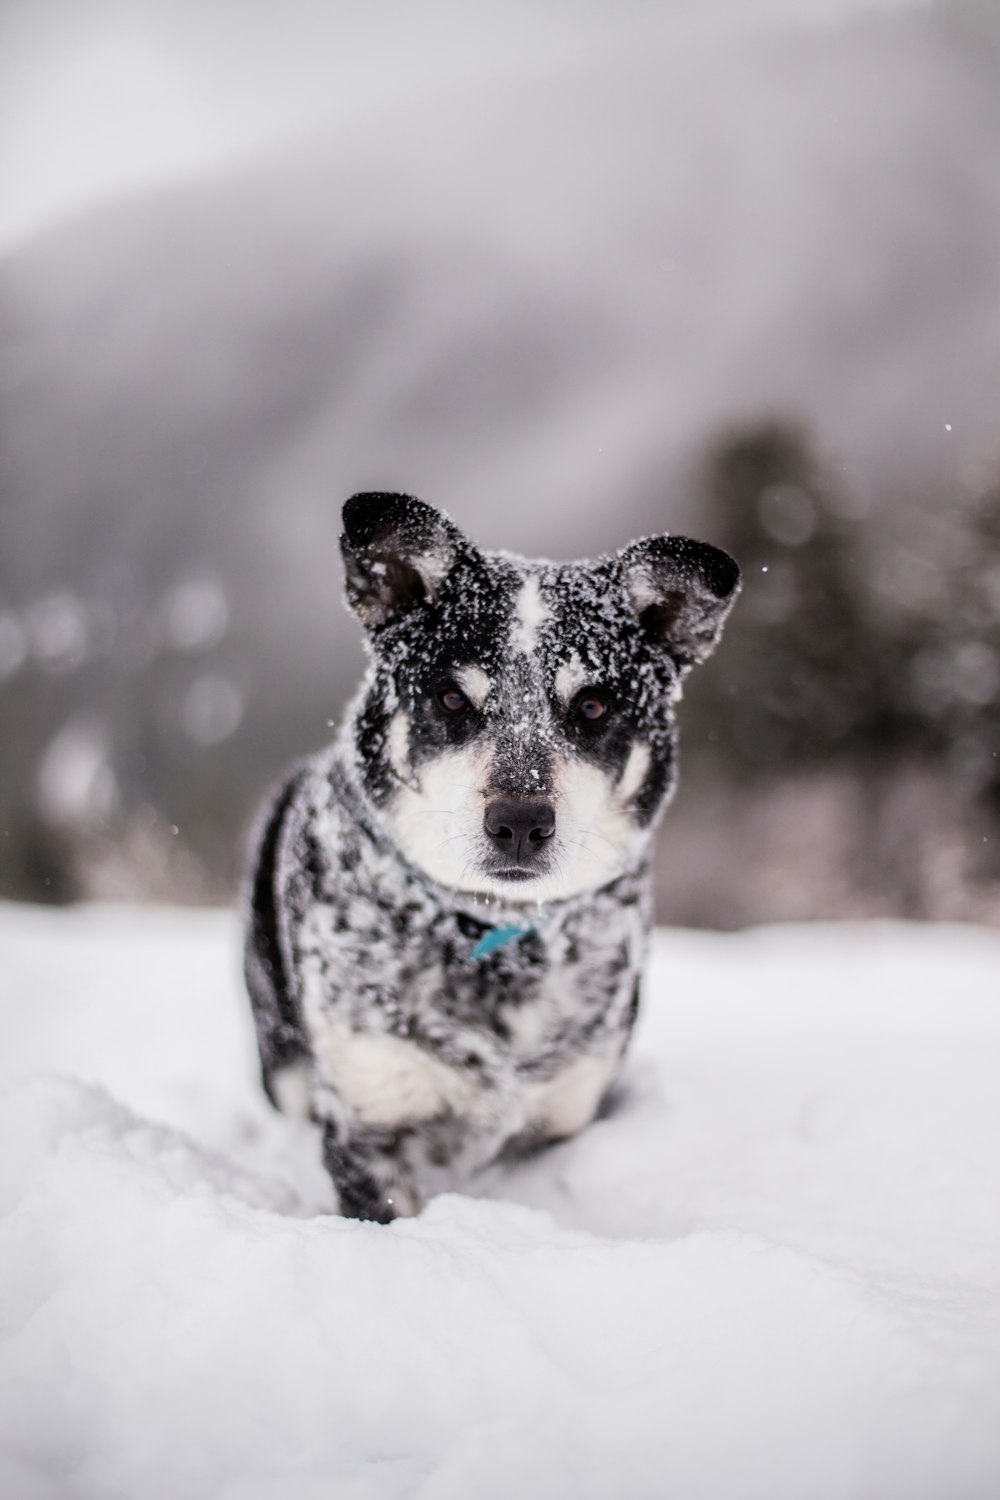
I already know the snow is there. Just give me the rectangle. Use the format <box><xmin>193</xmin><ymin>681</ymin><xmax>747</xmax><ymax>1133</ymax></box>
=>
<box><xmin>1</xmin><ymin>903</ymin><xmax>999</xmax><ymax>1499</ymax></box>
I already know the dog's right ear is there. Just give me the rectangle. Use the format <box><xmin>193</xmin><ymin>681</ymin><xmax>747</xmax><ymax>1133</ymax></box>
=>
<box><xmin>340</xmin><ymin>493</ymin><xmax>463</xmax><ymax>628</ymax></box>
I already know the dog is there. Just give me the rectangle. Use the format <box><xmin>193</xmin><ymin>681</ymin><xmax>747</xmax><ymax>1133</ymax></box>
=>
<box><xmin>243</xmin><ymin>493</ymin><xmax>739</xmax><ymax>1221</ymax></box>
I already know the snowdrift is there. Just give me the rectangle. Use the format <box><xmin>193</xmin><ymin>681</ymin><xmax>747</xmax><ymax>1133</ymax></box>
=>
<box><xmin>1</xmin><ymin>903</ymin><xmax>999</xmax><ymax>1498</ymax></box>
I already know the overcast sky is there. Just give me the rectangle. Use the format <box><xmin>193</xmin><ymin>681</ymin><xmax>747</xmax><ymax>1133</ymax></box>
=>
<box><xmin>0</xmin><ymin>0</ymin><xmax>920</xmax><ymax>251</ymax></box>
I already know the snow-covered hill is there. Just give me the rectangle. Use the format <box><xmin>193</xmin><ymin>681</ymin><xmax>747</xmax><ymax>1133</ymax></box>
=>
<box><xmin>1</xmin><ymin>903</ymin><xmax>998</xmax><ymax>1498</ymax></box>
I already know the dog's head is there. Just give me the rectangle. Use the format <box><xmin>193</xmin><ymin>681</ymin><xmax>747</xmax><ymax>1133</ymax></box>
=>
<box><xmin>340</xmin><ymin>493</ymin><xmax>739</xmax><ymax>903</ymax></box>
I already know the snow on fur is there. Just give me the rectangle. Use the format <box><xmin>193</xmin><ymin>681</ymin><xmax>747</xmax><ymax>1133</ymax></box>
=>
<box><xmin>1</xmin><ymin>902</ymin><xmax>1000</xmax><ymax>1499</ymax></box>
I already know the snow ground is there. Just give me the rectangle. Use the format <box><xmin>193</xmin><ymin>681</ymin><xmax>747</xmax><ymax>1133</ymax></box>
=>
<box><xmin>1</xmin><ymin>903</ymin><xmax>999</xmax><ymax>1499</ymax></box>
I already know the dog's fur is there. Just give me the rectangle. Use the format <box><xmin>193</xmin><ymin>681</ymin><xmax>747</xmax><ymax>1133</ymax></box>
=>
<box><xmin>243</xmin><ymin>493</ymin><xmax>739</xmax><ymax>1220</ymax></box>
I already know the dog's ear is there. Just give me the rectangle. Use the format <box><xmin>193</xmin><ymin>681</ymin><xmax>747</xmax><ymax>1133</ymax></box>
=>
<box><xmin>618</xmin><ymin>534</ymin><xmax>740</xmax><ymax>668</ymax></box>
<box><xmin>340</xmin><ymin>493</ymin><xmax>463</xmax><ymax>628</ymax></box>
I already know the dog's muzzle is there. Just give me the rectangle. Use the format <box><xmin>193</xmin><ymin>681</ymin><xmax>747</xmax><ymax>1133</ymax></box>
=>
<box><xmin>483</xmin><ymin>799</ymin><xmax>555</xmax><ymax>876</ymax></box>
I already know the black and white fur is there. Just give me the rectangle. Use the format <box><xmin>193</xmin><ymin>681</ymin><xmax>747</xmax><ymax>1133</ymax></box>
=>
<box><xmin>244</xmin><ymin>494</ymin><xmax>739</xmax><ymax>1221</ymax></box>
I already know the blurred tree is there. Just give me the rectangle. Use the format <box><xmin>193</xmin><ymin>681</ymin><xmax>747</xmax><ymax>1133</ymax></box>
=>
<box><xmin>694</xmin><ymin>420</ymin><xmax>904</xmax><ymax>770</ymax></box>
<box><xmin>671</xmin><ymin>417</ymin><xmax>1000</xmax><ymax>921</ymax></box>
<box><xmin>888</xmin><ymin>474</ymin><xmax>1000</xmax><ymax>866</ymax></box>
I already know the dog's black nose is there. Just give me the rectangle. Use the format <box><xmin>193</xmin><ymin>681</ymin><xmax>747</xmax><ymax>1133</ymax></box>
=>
<box><xmin>484</xmin><ymin>800</ymin><xmax>556</xmax><ymax>863</ymax></box>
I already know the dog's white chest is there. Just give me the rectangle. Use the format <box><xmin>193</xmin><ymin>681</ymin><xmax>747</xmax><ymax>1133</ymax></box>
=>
<box><xmin>308</xmin><ymin>996</ymin><xmax>617</xmax><ymax>1146</ymax></box>
<box><xmin>309</xmin><ymin>1020</ymin><xmax>481</xmax><ymax>1127</ymax></box>
<box><xmin>306</xmin><ymin>1009</ymin><xmax>619</xmax><ymax>1148</ymax></box>
<box><xmin>526</xmin><ymin>1051</ymin><xmax>620</xmax><ymax>1139</ymax></box>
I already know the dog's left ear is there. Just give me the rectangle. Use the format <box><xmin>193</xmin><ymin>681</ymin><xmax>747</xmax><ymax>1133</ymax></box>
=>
<box><xmin>618</xmin><ymin>535</ymin><xmax>741</xmax><ymax>668</ymax></box>
<box><xmin>340</xmin><ymin>492</ymin><xmax>464</xmax><ymax>628</ymax></box>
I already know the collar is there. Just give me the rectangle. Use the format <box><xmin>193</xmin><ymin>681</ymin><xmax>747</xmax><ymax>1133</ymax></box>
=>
<box><xmin>469</xmin><ymin>921</ymin><xmax>538</xmax><ymax>961</ymax></box>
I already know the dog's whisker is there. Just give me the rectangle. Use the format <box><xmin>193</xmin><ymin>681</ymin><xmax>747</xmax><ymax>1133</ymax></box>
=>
<box><xmin>429</xmin><ymin>833</ymin><xmax>479</xmax><ymax>856</ymax></box>
<box><xmin>393</xmin><ymin>806</ymin><xmax>472</xmax><ymax>823</ymax></box>
<box><xmin>574</xmin><ymin>825</ymin><xmax>620</xmax><ymax>854</ymax></box>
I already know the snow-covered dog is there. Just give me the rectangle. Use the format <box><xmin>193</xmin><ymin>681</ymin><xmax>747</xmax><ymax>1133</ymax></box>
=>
<box><xmin>243</xmin><ymin>493</ymin><xmax>739</xmax><ymax>1220</ymax></box>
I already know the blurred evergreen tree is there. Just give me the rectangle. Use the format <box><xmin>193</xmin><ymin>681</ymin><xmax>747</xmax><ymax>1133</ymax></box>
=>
<box><xmin>685</xmin><ymin>417</ymin><xmax>1000</xmax><ymax>906</ymax></box>
<box><xmin>892</xmin><ymin>477</ymin><xmax>1000</xmax><ymax>823</ymax></box>
<box><xmin>694</xmin><ymin>420</ymin><xmax>904</xmax><ymax>771</ymax></box>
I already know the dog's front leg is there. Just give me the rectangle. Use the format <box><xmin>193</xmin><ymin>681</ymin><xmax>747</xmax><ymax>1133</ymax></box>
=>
<box><xmin>321</xmin><ymin>1121</ymin><xmax>421</xmax><ymax>1223</ymax></box>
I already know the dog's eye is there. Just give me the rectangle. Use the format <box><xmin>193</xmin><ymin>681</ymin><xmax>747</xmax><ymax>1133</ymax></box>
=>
<box><xmin>438</xmin><ymin>686</ymin><xmax>471</xmax><ymax>714</ymax></box>
<box><xmin>574</xmin><ymin>691</ymin><xmax>613</xmax><ymax>724</ymax></box>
